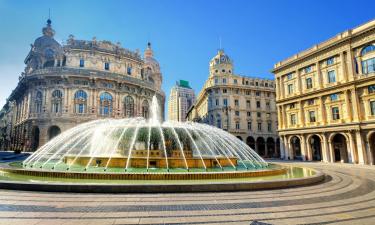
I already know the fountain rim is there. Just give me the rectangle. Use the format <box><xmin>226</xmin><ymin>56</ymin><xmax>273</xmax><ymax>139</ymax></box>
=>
<box><xmin>0</xmin><ymin>163</ymin><xmax>325</xmax><ymax>192</ymax></box>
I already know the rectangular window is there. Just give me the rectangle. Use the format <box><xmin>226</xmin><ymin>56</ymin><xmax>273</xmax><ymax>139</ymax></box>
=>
<box><xmin>256</xmin><ymin>101</ymin><xmax>261</xmax><ymax>108</ymax></box>
<box><xmin>328</xmin><ymin>70</ymin><xmax>336</xmax><ymax>83</ymax></box>
<box><xmin>234</xmin><ymin>79</ymin><xmax>237</xmax><ymax>84</ymax></box>
<box><xmin>215</xmin><ymin>89</ymin><xmax>219</xmax><ymax>94</ymax></box>
<box><xmin>304</xmin><ymin>66</ymin><xmax>312</xmax><ymax>73</ymax></box>
<box><xmin>215</xmin><ymin>78</ymin><xmax>218</xmax><ymax>84</ymax></box>
<box><xmin>223</xmin><ymin>78</ymin><xmax>227</xmax><ymax>84</ymax></box>
<box><xmin>266</xmin><ymin>102</ymin><xmax>270</xmax><ymax>109</ymax></box>
<box><xmin>255</xmin><ymin>82</ymin><xmax>259</xmax><ymax>86</ymax></box>
<box><xmin>290</xmin><ymin>103</ymin><xmax>295</xmax><ymax>109</ymax></box>
<box><xmin>235</xmin><ymin>89</ymin><xmax>239</xmax><ymax>94</ymax></box>
<box><xmin>104</xmin><ymin>62</ymin><xmax>110</xmax><ymax>70</ymax></box>
<box><xmin>235</xmin><ymin>122</ymin><xmax>240</xmax><ymax>130</ymax></box>
<box><xmin>330</xmin><ymin>94</ymin><xmax>339</xmax><ymax>101</ymax></box>
<box><xmin>223</xmin><ymin>89</ymin><xmax>227</xmax><ymax>93</ymax></box>
<box><xmin>268</xmin><ymin>123</ymin><xmax>272</xmax><ymax>132</ymax></box>
<box><xmin>369</xmin><ymin>85</ymin><xmax>375</xmax><ymax>94</ymax></box>
<box><xmin>288</xmin><ymin>84</ymin><xmax>294</xmax><ymax>94</ymax></box>
<box><xmin>327</xmin><ymin>57</ymin><xmax>334</xmax><ymax>65</ymax></box>
<box><xmin>256</xmin><ymin>91</ymin><xmax>260</xmax><ymax>96</ymax></box>
<box><xmin>246</xmin><ymin>100</ymin><xmax>251</xmax><ymax>108</ymax></box>
<box><xmin>306</xmin><ymin>77</ymin><xmax>313</xmax><ymax>89</ymax></box>
<box><xmin>287</xmin><ymin>73</ymin><xmax>293</xmax><ymax>80</ymax></box>
<box><xmin>234</xmin><ymin>99</ymin><xmax>239</xmax><ymax>106</ymax></box>
<box><xmin>246</xmin><ymin>91</ymin><xmax>251</xmax><ymax>95</ymax></box>
<box><xmin>362</xmin><ymin>58</ymin><xmax>375</xmax><ymax>74</ymax></box>
<box><xmin>257</xmin><ymin>112</ymin><xmax>261</xmax><ymax>118</ymax></box>
<box><xmin>257</xmin><ymin>123</ymin><xmax>262</xmax><ymax>131</ymax></box>
<box><xmin>290</xmin><ymin>114</ymin><xmax>296</xmax><ymax>125</ymax></box>
<box><xmin>307</xmin><ymin>99</ymin><xmax>315</xmax><ymax>105</ymax></box>
<box><xmin>266</xmin><ymin>113</ymin><xmax>270</xmax><ymax>118</ymax></box>
<box><xmin>235</xmin><ymin>111</ymin><xmax>240</xmax><ymax>116</ymax></box>
<box><xmin>332</xmin><ymin>107</ymin><xmax>340</xmax><ymax>120</ymax></box>
<box><xmin>309</xmin><ymin>111</ymin><xmax>316</xmax><ymax>122</ymax></box>
<box><xmin>127</xmin><ymin>67</ymin><xmax>132</xmax><ymax>75</ymax></box>
<box><xmin>223</xmin><ymin>98</ymin><xmax>228</xmax><ymax>106</ymax></box>
<box><xmin>247</xmin><ymin>111</ymin><xmax>251</xmax><ymax>117</ymax></box>
<box><xmin>371</xmin><ymin>101</ymin><xmax>375</xmax><ymax>115</ymax></box>
<box><xmin>247</xmin><ymin>121</ymin><xmax>252</xmax><ymax>130</ymax></box>
<box><xmin>79</xmin><ymin>59</ymin><xmax>84</xmax><ymax>68</ymax></box>
<box><xmin>215</xmin><ymin>99</ymin><xmax>219</xmax><ymax>106</ymax></box>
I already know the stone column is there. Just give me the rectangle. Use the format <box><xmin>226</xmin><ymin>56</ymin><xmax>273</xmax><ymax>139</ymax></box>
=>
<box><xmin>346</xmin><ymin>49</ymin><xmax>356</xmax><ymax>79</ymax></box>
<box><xmin>357</xmin><ymin>56</ymin><xmax>363</xmax><ymax>75</ymax></box>
<box><xmin>284</xmin><ymin>135</ymin><xmax>290</xmax><ymax>160</ymax></box>
<box><xmin>322</xmin><ymin>133</ymin><xmax>330</xmax><ymax>163</ymax></box>
<box><xmin>276</xmin><ymin>78</ymin><xmax>280</xmax><ymax>101</ymax></box>
<box><xmin>351</xmin><ymin>89</ymin><xmax>360</xmax><ymax>122</ymax></box>
<box><xmin>299</xmin><ymin>101</ymin><xmax>305</xmax><ymax>127</ymax></box>
<box><xmin>282</xmin><ymin>105</ymin><xmax>288</xmax><ymax>129</ymax></box>
<box><xmin>366</xmin><ymin>140</ymin><xmax>374</xmax><ymax>165</ymax></box>
<box><xmin>348</xmin><ymin>131</ymin><xmax>357</xmax><ymax>163</ymax></box>
<box><xmin>280</xmin><ymin>136</ymin><xmax>285</xmax><ymax>159</ymax></box>
<box><xmin>328</xmin><ymin>139</ymin><xmax>334</xmax><ymax>163</ymax></box>
<box><xmin>296</xmin><ymin>70</ymin><xmax>302</xmax><ymax>94</ymax></box>
<box><xmin>300</xmin><ymin>135</ymin><xmax>308</xmax><ymax>161</ymax></box>
<box><xmin>281</xmin><ymin>77</ymin><xmax>285</xmax><ymax>99</ymax></box>
<box><xmin>345</xmin><ymin>90</ymin><xmax>352</xmax><ymax>122</ymax></box>
<box><xmin>316</xmin><ymin>62</ymin><xmax>323</xmax><ymax>88</ymax></box>
<box><xmin>340</xmin><ymin>52</ymin><xmax>348</xmax><ymax>82</ymax></box>
<box><xmin>319</xmin><ymin>96</ymin><xmax>326</xmax><ymax>125</ymax></box>
<box><xmin>355</xmin><ymin>130</ymin><xmax>367</xmax><ymax>164</ymax></box>
<box><xmin>274</xmin><ymin>141</ymin><xmax>278</xmax><ymax>158</ymax></box>
<box><xmin>306</xmin><ymin>136</ymin><xmax>312</xmax><ymax>161</ymax></box>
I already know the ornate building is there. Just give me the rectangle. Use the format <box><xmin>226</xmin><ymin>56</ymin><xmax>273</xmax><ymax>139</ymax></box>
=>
<box><xmin>273</xmin><ymin>19</ymin><xmax>375</xmax><ymax>165</ymax></box>
<box><xmin>186</xmin><ymin>50</ymin><xmax>279</xmax><ymax>158</ymax></box>
<box><xmin>0</xmin><ymin>19</ymin><xmax>165</xmax><ymax>151</ymax></box>
<box><xmin>168</xmin><ymin>80</ymin><xmax>195</xmax><ymax>122</ymax></box>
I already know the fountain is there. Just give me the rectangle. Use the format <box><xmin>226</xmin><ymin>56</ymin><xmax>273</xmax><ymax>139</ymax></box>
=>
<box><xmin>0</xmin><ymin>96</ymin><xmax>325</xmax><ymax>192</ymax></box>
<box><xmin>22</xmin><ymin>96</ymin><xmax>269</xmax><ymax>174</ymax></box>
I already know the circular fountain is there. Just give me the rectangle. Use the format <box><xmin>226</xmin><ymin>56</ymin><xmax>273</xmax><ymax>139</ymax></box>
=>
<box><xmin>0</xmin><ymin>96</ymin><xmax>324</xmax><ymax>192</ymax></box>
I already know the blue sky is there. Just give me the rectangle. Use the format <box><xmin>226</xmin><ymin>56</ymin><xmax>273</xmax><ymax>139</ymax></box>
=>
<box><xmin>0</xmin><ymin>0</ymin><xmax>374</xmax><ymax>114</ymax></box>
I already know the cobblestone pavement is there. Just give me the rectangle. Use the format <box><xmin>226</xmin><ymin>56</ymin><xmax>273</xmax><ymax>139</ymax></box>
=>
<box><xmin>0</xmin><ymin>162</ymin><xmax>374</xmax><ymax>225</ymax></box>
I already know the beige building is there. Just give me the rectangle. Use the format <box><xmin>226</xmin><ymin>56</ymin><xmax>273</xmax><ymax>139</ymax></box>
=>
<box><xmin>168</xmin><ymin>80</ymin><xmax>195</xmax><ymax>122</ymax></box>
<box><xmin>273</xmin><ymin>19</ymin><xmax>375</xmax><ymax>165</ymax></box>
<box><xmin>187</xmin><ymin>50</ymin><xmax>279</xmax><ymax>158</ymax></box>
<box><xmin>0</xmin><ymin>19</ymin><xmax>165</xmax><ymax>152</ymax></box>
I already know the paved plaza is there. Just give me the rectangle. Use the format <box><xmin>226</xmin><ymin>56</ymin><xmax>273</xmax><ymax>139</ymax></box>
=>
<box><xmin>0</xmin><ymin>162</ymin><xmax>373</xmax><ymax>225</ymax></box>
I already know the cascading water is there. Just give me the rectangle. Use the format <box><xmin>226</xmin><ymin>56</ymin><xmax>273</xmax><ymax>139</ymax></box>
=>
<box><xmin>23</xmin><ymin>96</ymin><xmax>268</xmax><ymax>173</ymax></box>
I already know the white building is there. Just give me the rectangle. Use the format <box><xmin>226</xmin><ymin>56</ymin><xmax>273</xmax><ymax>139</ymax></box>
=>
<box><xmin>168</xmin><ymin>80</ymin><xmax>195</xmax><ymax>122</ymax></box>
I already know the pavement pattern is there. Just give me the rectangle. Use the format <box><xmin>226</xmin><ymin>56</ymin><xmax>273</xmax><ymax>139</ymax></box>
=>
<box><xmin>0</xmin><ymin>161</ymin><xmax>374</xmax><ymax>225</ymax></box>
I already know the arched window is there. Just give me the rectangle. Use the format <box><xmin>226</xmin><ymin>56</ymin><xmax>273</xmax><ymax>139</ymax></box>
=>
<box><xmin>142</xmin><ymin>100</ymin><xmax>149</xmax><ymax>119</ymax></box>
<box><xmin>100</xmin><ymin>92</ymin><xmax>112</xmax><ymax>116</ymax></box>
<box><xmin>74</xmin><ymin>90</ymin><xmax>87</xmax><ymax>114</ymax></box>
<box><xmin>51</xmin><ymin>90</ymin><xmax>63</xmax><ymax>113</ymax></box>
<box><xmin>35</xmin><ymin>91</ymin><xmax>43</xmax><ymax>113</ymax></box>
<box><xmin>361</xmin><ymin>45</ymin><xmax>375</xmax><ymax>75</ymax></box>
<box><xmin>124</xmin><ymin>96</ymin><xmax>134</xmax><ymax>117</ymax></box>
<box><xmin>361</xmin><ymin>45</ymin><xmax>375</xmax><ymax>56</ymax></box>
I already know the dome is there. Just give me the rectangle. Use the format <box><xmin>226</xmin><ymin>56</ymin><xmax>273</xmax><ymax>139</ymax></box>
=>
<box><xmin>210</xmin><ymin>49</ymin><xmax>232</xmax><ymax>67</ymax></box>
<box><xmin>144</xmin><ymin>42</ymin><xmax>160</xmax><ymax>73</ymax></box>
<box><xmin>23</xmin><ymin>96</ymin><xmax>267</xmax><ymax>173</ymax></box>
<box><xmin>33</xmin><ymin>19</ymin><xmax>62</xmax><ymax>56</ymax></box>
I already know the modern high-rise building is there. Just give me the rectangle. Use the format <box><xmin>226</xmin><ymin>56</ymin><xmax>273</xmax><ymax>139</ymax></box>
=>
<box><xmin>0</xmin><ymin>19</ymin><xmax>165</xmax><ymax>152</ymax></box>
<box><xmin>168</xmin><ymin>80</ymin><xmax>195</xmax><ymax>122</ymax></box>
<box><xmin>272</xmin><ymin>19</ymin><xmax>375</xmax><ymax>165</ymax></box>
<box><xmin>186</xmin><ymin>50</ymin><xmax>279</xmax><ymax>158</ymax></box>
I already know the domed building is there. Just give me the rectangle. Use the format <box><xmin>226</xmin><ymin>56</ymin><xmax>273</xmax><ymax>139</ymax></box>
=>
<box><xmin>187</xmin><ymin>49</ymin><xmax>279</xmax><ymax>158</ymax></box>
<box><xmin>0</xmin><ymin>19</ymin><xmax>165</xmax><ymax>152</ymax></box>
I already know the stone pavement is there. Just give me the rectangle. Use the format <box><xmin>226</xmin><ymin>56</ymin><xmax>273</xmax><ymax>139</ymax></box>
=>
<box><xmin>0</xmin><ymin>161</ymin><xmax>374</xmax><ymax>225</ymax></box>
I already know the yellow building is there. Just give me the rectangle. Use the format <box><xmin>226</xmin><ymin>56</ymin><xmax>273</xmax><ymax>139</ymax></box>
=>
<box><xmin>187</xmin><ymin>50</ymin><xmax>279</xmax><ymax>158</ymax></box>
<box><xmin>272</xmin><ymin>20</ymin><xmax>375</xmax><ymax>165</ymax></box>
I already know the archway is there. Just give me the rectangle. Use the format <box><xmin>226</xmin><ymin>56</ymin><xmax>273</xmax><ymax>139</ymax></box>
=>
<box><xmin>310</xmin><ymin>135</ymin><xmax>322</xmax><ymax>161</ymax></box>
<box><xmin>31</xmin><ymin>126</ymin><xmax>40</xmax><ymax>151</ymax></box>
<box><xmin>369</xmin><ymin>132</ymin><xmax>375</xmax><ymax>164</ymax></box>
<box><xmin>266</xmin><ymin>137</ymin><xmax>275</xmax><ymax>158</ymax></box>
<box><xmin>48</xmin><ymin>126</ymin><xmax>61</xmax><ymax>140</ymax></box>
<box><xmin>332</xmin><ymin>133</ymin><xmax>349</xmax><ymax>162</ymax></box>
<box><xmin>236</xmin><ymin>136</ymin><xmax>243</xmax><ymax>141</ymax></box>
<box><xmin>290</xmin><ymin>136</ymin><xmax>302</xmax><ymax>160</ymax></box>
<box><xmin>275</xmin><ymin>138</ymin><xmax>280</xmax><ymax>158</ymax></box>
<box><xmin>246</xmin><ymin>136</ymin><xmax>255</xmax><ymax>150</ymax></box>
<box><xmin>256</xmin><ymin>137</ymin><xmax>265</xmax><ymax>156</ymax></box>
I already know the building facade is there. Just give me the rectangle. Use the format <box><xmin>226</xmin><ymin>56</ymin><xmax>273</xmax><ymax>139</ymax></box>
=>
<box><xmin>273</xmin><ymin>19</ymin><xmax>375</xmax><ymax>165</ymax></box>
<box><xmin>186</xmin><ymin>50</ymin><xmax>279</xmax><ymax>158</ymax></box>
<box><xmin>168</xmin><ymin>80</ymin><xmax>195</xmax><ymax>122</ymax></box>
<box><xmin>0</xmin><ymin>19</ymin><xmax>165</xmax><ymax>152</ymax></box>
